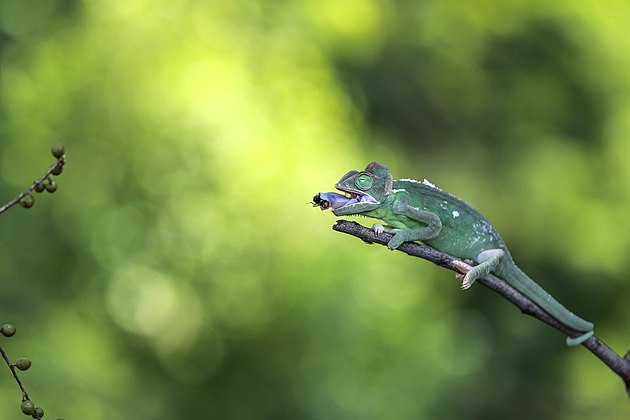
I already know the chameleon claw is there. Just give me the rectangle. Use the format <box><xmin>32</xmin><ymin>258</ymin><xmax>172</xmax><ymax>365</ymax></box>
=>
<box><xmin>452</xmin><ymin>260</ymin><xmax>473</xmax><ymax>290</ymax></box>
<box><xmin>372</xmin><ymin>224</ymin><xmax>385</xmax><ymax>235</ymax></box>
<box><xmin>455</xmin><ymin>272</ymin><xmax>473</xmax><ymax>289</ymax></box>
<box><xmin>461</xmin><ymin>275</ymin><xmax>473</xmax><ymax>290</ymax></box>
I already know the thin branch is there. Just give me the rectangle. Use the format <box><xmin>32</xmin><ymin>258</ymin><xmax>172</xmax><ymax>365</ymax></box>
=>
<box><xmin>332</xmin><ymin>219</ymin><xmax>630</xmax><ymax>396</ymax></box>
<box><xmin>0</xmin><ymin>145</ymin><xmax>65</xmax><ymax>419</ymax></box>
<box><xmin>0</xmin><ymin>154</ymin><xmax>65</xmax><ymax>215</ymax></box>
<box><xmin>0</xmin><ymin>345</ymin><xmax>30</xmax><ymax>401</ymax></box>
<box><xmin>0</xmin><ymin>337</ymin><xmax>41</xmax><ymax>419</ymax></box>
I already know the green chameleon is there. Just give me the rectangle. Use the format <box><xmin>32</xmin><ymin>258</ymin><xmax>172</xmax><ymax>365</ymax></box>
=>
<box><xmin>314</xmin><ymin>162</ymin><xmax>594</xmax><ymax>346</ymax></box>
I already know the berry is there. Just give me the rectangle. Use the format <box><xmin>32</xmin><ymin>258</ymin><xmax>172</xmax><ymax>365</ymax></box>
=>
<box><xmin>51</xmin><ymin>164</ymin><xmax>63</xmax><ymax>176</ymax></box>
<box><xmin>20</xmin><ymin>195</ymin><xmax>35</xmax><ymax>208</ymax></box>
<box><xmin>33</xmin><ymin>406</ymin><xmax>44</xmax><ymax>418</ymax></box>
<box><xmin>15</xmin><ymin>358</ymin><xmax>31</xmax><ymax>371</ymax></box>
<box><xmin>21</xmin><ymin>400</ymin><xmax>34</xmax><ymax>415</ymax></box>
<box><xmin>34</xmin><ymin>182</ymin><xmax>46</xmax><ymax>193</ymax></box>
<box><xmin>1</xmin><ymin>324</ymin><xmax>16</xmax><ymax>337</ymax></box>
<box><xmin>51</xmin><ymin>144</ymin><xmax>64</xmax><ymax>158</ymax></box>
<box><xmin>45</xmin><ymin>180</ymin><xmax>57</xmax><ymax>193</ymax></box>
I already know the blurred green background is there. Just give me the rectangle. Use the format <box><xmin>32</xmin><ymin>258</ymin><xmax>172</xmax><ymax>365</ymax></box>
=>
<box><xmin>0</xmin><ymin>0</ymin><xmax>629</xmax><ymax>418</ymax></box>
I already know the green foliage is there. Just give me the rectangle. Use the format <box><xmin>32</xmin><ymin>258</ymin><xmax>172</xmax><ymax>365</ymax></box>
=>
<box><xmin>0</xmin><ymin>0</ymin><xmax>629</xmax><ymax>418</ymax></box>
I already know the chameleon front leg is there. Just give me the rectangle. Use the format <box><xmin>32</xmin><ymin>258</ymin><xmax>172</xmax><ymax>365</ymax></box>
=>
<box><xmin>374</xmin><ymin>204</ymin><xmax>442</xmax><ymax>250</ymax></box>
<box><xmin>453</xmin><ymin>249</ymin><xmax>505</xmax><ymax>290</ymax></box>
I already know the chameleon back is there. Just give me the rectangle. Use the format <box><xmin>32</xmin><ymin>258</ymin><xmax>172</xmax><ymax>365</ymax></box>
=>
<box><xmin>392</xmin><ymin>179</ymin><xmax>507</xmax><ymax>260</ymax></box>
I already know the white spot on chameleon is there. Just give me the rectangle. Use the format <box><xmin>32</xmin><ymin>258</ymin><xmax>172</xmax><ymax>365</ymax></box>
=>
<box><xmin>391</xmin><ymin>189</ymin><xmax>407</xmax><ymax>193</ymax></box>
<box><xmin>452</xmin><ymin>210</ymin><xmax>460</xmax><ymax>218</ymax></box>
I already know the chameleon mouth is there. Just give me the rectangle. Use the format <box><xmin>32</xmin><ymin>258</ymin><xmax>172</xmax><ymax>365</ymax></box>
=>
<box><xmin>312</xmin><ymin>190</ymin><xmax>378</xmax><ymax>211</ymax></box>
<box><xmin>313</xmin><ymin>192</ymin><xmax>355</xmax><ymax>210</ymax></box>
<box><xmin>334</xmin><ymin>187</ymin><xmax>378</xmax><ymax>208</ymax></box>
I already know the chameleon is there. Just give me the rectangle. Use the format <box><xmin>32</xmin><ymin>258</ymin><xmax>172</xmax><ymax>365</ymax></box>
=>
<box><xmin>315</xmin><ymin>162</ymin><xmax>594</xmax><ymax>346</ymax></box>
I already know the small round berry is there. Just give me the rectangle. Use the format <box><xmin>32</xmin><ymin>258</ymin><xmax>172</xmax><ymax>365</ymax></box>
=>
<box><xmin>20</xmin><ymin>400</ymin><xmax>34</xmax><ymax>415</ymax></box>
<box><xmin>1</xmin><ymin>324</ymin><xmax>16</xmax><ymax>337</ymax></box>
<box><xmin>33</xmin><ymin>406</ymin><xmax>44</xmax><ymax>418</ymax></box>
<box><xmin>51</xmin><ymin>164</ymin><xmax>63</xmax><ymax>176</ymax></box>
<box><xmin>51</xmin><ymin>144</ymin><xmax>65</xmax><ymax>158</ymax></box>
<box><xmin>45</xmin><ymin>180</ymin><xmax>57</xmax><ymax>193</ymax></box>
<box><xmin>20</xmin><ymin>194</ymin><xmax>35</xmax><ymax>208</ymax></box>
<box><xmin>34</xmin><ymin>182</ymin><xmax>46</xmax><ymax>193</ymax></box>
<box><xmin>15</xmin><ymin>358</ymin><xmax>32</xmax><ymax>371</ymax></box>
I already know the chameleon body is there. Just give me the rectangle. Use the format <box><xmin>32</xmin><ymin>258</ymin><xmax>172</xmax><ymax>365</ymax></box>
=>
<box><xmin>317</xmin><ymin>162</ymin><xmax>594</xmax><ymax>346</ymax></box>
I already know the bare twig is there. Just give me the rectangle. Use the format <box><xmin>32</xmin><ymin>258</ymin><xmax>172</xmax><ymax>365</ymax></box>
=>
<box><xmin>332</xmin><ymin>219</ymin><xmax>630</xmax><ymax>395</ymax></box>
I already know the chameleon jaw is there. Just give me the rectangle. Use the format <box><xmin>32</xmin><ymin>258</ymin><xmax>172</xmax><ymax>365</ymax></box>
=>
<box><xmin>330</xmin><ymin>187</ymin><xmax>379</xmax><ymax>215</ymax></box>
<box><xmin>312</xmin><ymin>190</ymin><xmax>378</xmax><ymax>212</ymax></box>
<box><xmin>312</xmin><ymin>192</ymin><xmax>355</xmax><ymax>211</ymax></box>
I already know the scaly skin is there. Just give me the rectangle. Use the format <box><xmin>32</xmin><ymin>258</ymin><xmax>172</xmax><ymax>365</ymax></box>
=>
<box><xmin>320</xmin><ymin>162</ymin><xmax>594</xmax><ymax>346</ymax></box>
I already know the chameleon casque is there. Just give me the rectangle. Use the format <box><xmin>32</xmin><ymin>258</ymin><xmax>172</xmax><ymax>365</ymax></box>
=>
<box><xmin>315</xmin><ymin>162</ymin><xmax>594</xmax><ymax>346</ymax></box>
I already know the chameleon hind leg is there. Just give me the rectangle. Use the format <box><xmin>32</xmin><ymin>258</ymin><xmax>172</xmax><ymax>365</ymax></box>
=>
<box><xmin>453</xmin><ymin>249</ymin><xmax>505</xmax><ymax>290</ymax></box>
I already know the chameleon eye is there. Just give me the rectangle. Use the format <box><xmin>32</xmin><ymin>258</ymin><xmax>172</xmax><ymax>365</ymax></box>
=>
<box><xmin>355</xmin><ymin>174</ymin><xmax>372</xmax><ymax>190</ymax></box>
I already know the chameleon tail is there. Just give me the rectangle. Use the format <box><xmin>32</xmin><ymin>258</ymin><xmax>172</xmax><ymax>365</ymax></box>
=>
<box><xmin>499</xmin><ymin>262</ymin><xmax>594</xmax><ymax>346</ymax></box>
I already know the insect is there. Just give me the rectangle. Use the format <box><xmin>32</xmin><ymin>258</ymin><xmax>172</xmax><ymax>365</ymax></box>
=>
<box><xmin>311</xmin><ymin>193</ymin><xmax>330</xmax><ymax>210</ymax></box>
<box><xmin>309</xmin><ymin>192</ymin><xmax>354</xmax><ymax>211</ymax></box>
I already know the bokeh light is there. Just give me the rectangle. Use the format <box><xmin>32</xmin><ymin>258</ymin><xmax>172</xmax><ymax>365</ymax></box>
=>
<box><xmin>0</xmin><ymin>0</ymin><xmax>628</xmax><ymax>418</ymax></box>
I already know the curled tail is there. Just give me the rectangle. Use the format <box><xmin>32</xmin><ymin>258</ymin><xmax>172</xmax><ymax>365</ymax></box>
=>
<box><xmin>499</xmin><ymin>261</ymin><xmax>594</xmax><ymax>346</ymax></box>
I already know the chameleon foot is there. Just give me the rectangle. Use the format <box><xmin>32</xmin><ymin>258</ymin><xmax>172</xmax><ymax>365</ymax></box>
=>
<box><xmin>372</xmin><ymin>224</ymin><xmax>385</xmax><ymax>235</ymax></box>
<box><xmin>452</xmin><ymin>260</ymin><xmax>474</xmax><ymax>290</ymax></box>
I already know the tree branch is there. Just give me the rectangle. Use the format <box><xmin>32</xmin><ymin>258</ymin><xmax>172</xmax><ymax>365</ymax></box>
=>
<box><xmin>0</xmin><ymin>153</ymin><xmax>65</xmax><ymax>216</ymax></box>
<box><xmin>0</xmin><ymin>144</ymin><xmax>65</xmax><ymax>419</ymax></box>
<box><xmin>332</xmin><ymin>219</ymin><xmax>630</xmax><ymax>397</ymax></box>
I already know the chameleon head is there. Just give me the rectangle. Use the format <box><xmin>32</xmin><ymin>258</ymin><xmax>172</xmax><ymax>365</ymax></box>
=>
<box><xmin>331</xmin><ymin>162</ymin><xmax>392</xmax><ymax>216</ymax></box>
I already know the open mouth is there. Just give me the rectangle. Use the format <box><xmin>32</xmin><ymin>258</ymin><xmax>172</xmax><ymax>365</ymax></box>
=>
<box><xmin>335</xmin><ymin>187</ymin><xmax>378</xmax><ymax>207</ymax></box>
<box><xmin>312</xmin><ymin>189</ymin><xmax>378</xmax><ymax>212</ymax></box>
<box><xmin>313</xmin><ymin>186</ymin><xmax>379</xmax><ymax>212</ymax></box>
